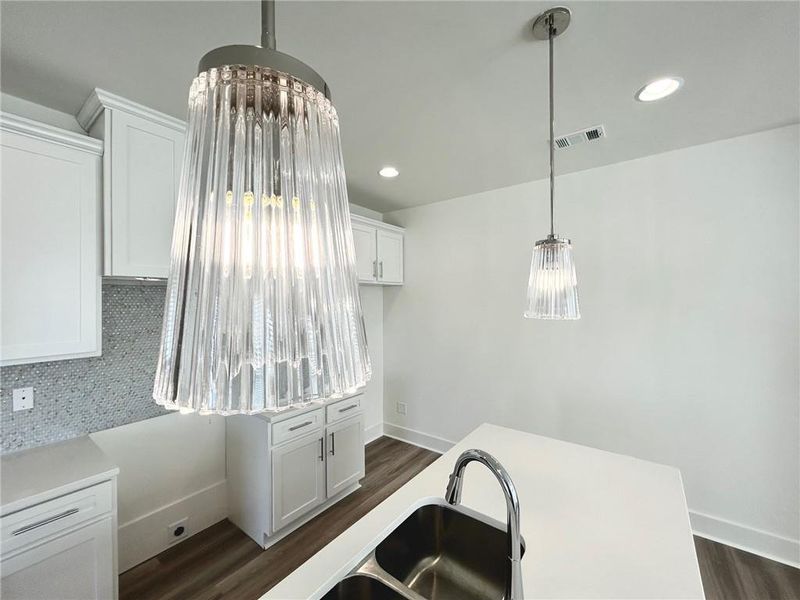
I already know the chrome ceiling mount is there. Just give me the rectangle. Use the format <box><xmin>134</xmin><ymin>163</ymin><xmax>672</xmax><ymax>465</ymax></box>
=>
<box><xmin>531</xmin><ymin>6</ymin><xmax>571</xmax><ymax>40</ymax></box>
<box><xmin>197</xmin><ymin>0</ymin><xmax>332</xmax><ymax>99</ymax></box>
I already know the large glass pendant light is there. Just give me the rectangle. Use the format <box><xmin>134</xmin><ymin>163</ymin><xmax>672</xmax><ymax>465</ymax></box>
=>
<box><xmin>153</xmin><ymin>0</ymin><xmax>370</xmax><ymax>414</ymax></box>
<box><xmin>524</xmin><ymin>7</ymin><xmax>581</xmax><ymax>320</ymax></box>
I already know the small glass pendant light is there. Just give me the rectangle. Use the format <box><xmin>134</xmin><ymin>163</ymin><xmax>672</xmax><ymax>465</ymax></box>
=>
<box><xmin>524</xmin><ymin>7</ymin><xmax>580</xmax><ymax>320</ymax></box>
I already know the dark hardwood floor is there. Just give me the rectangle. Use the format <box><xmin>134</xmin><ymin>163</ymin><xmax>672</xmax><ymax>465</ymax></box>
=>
<box><xmin>119</xmin><ymin>437</ymin><xmax>438</xmax><ymax>600</ymax></box>
<box><xmin>120</xmin><ymin>436</ymin><xmax>799</xmax><ymax>600</ymax></box>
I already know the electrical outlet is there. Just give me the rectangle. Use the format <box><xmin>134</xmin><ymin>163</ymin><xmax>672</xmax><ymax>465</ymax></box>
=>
<box><xmin>167</xmin><ymin>517</ymin><xmax>189</xmax><ymax>545</ymax></box>
<box><xmin>396</xmin><ymin>401</ymin><xmax>407</xmax><ymax>416</ymax></box>
<box><xmin>12</xmin><ymin>388</ymin><xmax>34</xmax><ymax>411</ymax></box>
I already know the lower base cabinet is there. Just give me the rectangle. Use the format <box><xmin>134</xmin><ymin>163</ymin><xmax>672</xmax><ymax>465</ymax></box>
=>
<box><xmin>226</xmin><ymin>396</ymin><xmax>366</xmax><ymax>548</ymax></box>
<box><xmin>272</xmin><ymin>432</ymin><xmax>327</xmax><ymax>531</ymax></box>
<box><xmin>1</xmin><ymin>517</ymin><xmax>115</xmax><ymax>600</ymax></box>
<box><xmin>326</xmin><ymin>416</ymin><xmax>365</xmax><ymax>498</ymax></box>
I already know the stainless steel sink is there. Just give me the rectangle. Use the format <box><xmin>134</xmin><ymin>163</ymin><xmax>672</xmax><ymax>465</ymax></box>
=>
<box><xmin>323</xmin><ymin>448</ymin><xmax>524</xmax><ymax>600</ymax></box>
<box><xmin>374</xmin><ymin>504</ymin><xmax>524</xmax><ymax>600</ymax></box>
<box><xmin>330</xmin><ymin>503</ymin><xmax>525</xmax><ymax>600</ymax></box>
<box><xmin>320</xmin><ymin>575</ymin><xmax>409</xmax><ymax>600</ymax></box>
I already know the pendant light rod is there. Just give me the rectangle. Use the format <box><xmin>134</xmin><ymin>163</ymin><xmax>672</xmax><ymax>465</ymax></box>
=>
<box><xmin>548</xmin><ymin>17</ymin><xmax>555</xmax><ymax>238</ymax></box>
<box><xmin>533</xmin><ymin>6</ymin><xmax>570</xmax><ymax>238</ymax></box>
<box><xmin>261</xmin><ymin>0</ymin><xmax>276</xmax><ymax>50</ymax></box>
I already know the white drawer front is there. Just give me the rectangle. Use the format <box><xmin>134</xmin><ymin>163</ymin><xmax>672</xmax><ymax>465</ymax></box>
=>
<box><xmin>326</xmin><ymin>397</ymin><xmax>362</xmax><ymax>424</ymax></box>
<box><xmin>272</xmin><ymin>409</ymin><xmax>323</xmax><ymax>446</ymax></box>
<box><xmin>1</xmin><ymin>480</ymin><xmax>113</xmax><ymax>557</ymax></box>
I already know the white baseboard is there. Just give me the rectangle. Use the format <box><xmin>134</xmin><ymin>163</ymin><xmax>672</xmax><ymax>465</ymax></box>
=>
<box><xmin>117</xmin><ymin>479</ymin><xmax>227</xmax><ymax>572</ymax></box>
<box><xmin>364</xmin><ymin>422</ymin><xmax>384</xmax><ymax>444</ymax></box>
<box><xmin>690</xmin><ymin>510</ymin><xmax>799</xmax><ymax>568</ymax></box>
<box><xmin>382</xmin><ymin>422</ymin><xmax>453</xmax><ymax>454</ymax></box>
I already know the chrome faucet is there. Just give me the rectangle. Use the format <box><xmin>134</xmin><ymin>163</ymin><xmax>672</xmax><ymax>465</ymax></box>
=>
<box><xmin>445</xmin><ymin>449</ymin><xmax>524</xmax><ymax>600</ymax></box>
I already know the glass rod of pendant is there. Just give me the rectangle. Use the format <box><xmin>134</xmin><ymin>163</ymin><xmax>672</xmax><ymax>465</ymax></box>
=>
<box><xmin>153</xmin><ymin>66</ymin><xmax>371</xmax><ymax>414</ymax></box>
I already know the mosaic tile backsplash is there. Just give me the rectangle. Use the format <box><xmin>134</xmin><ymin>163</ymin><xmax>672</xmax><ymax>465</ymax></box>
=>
<box><xmin>1</xmin><ymin>284</ymin><xmax>169</xmax><ymax>453</ymax></box>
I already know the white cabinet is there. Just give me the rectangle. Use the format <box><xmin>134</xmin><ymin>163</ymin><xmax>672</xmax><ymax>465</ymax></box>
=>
<box><xmin>350</xmin><ymin>214</ymin><xmax>404</xmax><ymax>285</ymax></box>
<box><xmin>0</xmin><ymin>438</ymin><xmax>119</xmax><ymax>600</ymax></box>
<box><xmin>1</xmin><ymin>517</ymin><xmax>115</xmax><ymax>600</ymax></box>
<box><xmin>0</xmin><ymin>113</ymin><xmax>102</xmax><ymax>366</ymax></box>
<box><xmin>226</xmin><ymin>396</ymin><xmax>365</xmax><ymax>548</ymax></box>
<box><xmin>78</xmin><ymin>89</ymin><xmax>185</xmax><ymax>279</ymax></box>
<box><xmin>376</xmin><ymin>229</ymin><xmax>404</xmax><ymax>284</ymax></box>
<box><xmin>326</xmin><ymin>415</ymin><xmax>365</xmax><ymax>498</ymax></box>
<box><xmin>271</xmin><ymin>432</ymin><xmax>326</xmax><ymax>532</ymax></box>
<box><xmin>352</xmin><ymin>220</ymin><xmax>379</xmax><ymax>282</ymax></box>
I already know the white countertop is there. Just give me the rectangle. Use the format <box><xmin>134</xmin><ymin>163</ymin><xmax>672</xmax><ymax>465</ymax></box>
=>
<box><xmin>1</xmin><ymin>436</ymin><xmax>119</xmax><ymax>515</ymax></box>
<box><xmin>264</xmin><ymin>423</ymin><xmax>705</xmax><ymax>600</ymax></box>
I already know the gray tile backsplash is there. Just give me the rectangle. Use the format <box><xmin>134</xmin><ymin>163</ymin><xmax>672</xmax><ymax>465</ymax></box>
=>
<box><xmin>1</xmin><ymin>283</ymin><xmax>169</xmax><ymax>453</ymax></box>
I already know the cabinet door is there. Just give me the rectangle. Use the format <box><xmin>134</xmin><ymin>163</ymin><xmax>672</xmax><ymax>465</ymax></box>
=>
<box><xmin>271</xmin><ymin>433</ymin><xmax>325</xmax><ymax>532</ymax></box>
<box><xmin>1</xmin><ymin>517</ymin><xmax>115</xmax><ymax>600</ymax></box>
<box><xmin>351</xmin><ymin>221</ymin><xmax>377</xmax><ymax>283</ymax></box>
<box><xmin>326</xmin><ymin>415</ymin><xmax>365</xmax><ymax>498</ymax></box>
<box><xmin>377</xmin><ymin>229</ymin><xmax>403</xmax><ymax>284</ymax></box>
<box><xmin>108</xmin><ymin>110</ymin><xmax>184</xmax><ymax>278</ymax></box>
<box><xmin>0</xmin><ymin>128</ymin><xmax>101</xmax><ymax>365</ymax></box>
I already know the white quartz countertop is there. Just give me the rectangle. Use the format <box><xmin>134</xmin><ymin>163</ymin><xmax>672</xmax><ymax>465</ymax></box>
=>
<box><xmin>1</xmin><ymin>436</ymin><xmax>119</xmax><ymax>515</ymax></box>
<box><xmin>264</xmin><ymin>423</ymin><xmax>705</xmax><ymax>600</ymax></box>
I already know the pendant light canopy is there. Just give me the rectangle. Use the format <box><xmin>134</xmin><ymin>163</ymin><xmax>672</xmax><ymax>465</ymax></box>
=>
<box><xmin>154</xmin><ymin>0</ymin><xmax>370</xmax><ymax>414</ymax></box>
<box><xmin>524</xmin><ymin>7</ymin><xmax>581</xmax><ymax>320</ymax></box>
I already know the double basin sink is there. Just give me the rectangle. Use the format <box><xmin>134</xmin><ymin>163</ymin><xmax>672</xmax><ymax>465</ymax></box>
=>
<box><xmin>321</xmin><ymin>503</ymin><xmax>525</xmax><ymax>600</ymax></box>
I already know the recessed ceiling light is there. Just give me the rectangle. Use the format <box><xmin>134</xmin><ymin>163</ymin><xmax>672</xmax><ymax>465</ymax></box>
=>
<box><xmin>378</xmin><ymin>166</ymin><xmax>399</xmax><ymax>178</ymax></box>
<box><xmin>635</xmin><ymin>77</ymin><xmax>683</xmax><ymax>102</ymax></box>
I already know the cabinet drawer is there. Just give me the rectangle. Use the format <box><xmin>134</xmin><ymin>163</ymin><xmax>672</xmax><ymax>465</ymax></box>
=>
<box><xmin>272</xmin><ymin>409</ymin><xmax>323</xmax><ymax>446</ymax></box>
<box><xmin>1</xmin><ymin>480</ymin><xmax>113</xmax><ymax>557</ymax></box>
<box><xmin>326</xmin><ymin>396</ymin><xmax>362</xmax><ymax>424</ymax></box>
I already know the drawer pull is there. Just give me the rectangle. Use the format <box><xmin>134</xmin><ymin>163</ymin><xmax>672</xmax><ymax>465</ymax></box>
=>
<box><xmin>12</xmin><ymin>508</ymin><xmax>79</xmax><ymax>536</ymax></box>
<box><xmin>338</xmin><ymin>404</ymin><xmax>359</xmax><ymax>413</ymax></box>
<box><xmin>288</xmin><ymin>420</ymin><xmax>313</xmax><ymax>432</ymax></box>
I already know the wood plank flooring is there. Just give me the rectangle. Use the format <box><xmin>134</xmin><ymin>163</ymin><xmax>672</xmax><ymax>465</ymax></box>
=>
<box><xmin>119</xmin><ymin>436</ymin><xmax>438</xmax><ymax>600</ymax></box>
<box><xmin>120</xmin><ymin>436</ymin><xmax>799</xmax><ymax>600</ymax></box>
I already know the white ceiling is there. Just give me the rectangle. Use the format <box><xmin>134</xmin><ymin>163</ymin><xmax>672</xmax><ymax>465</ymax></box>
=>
<box><xmin>2</xmin><ymin>1</ymin><xmax>798</xmax><ymax>213</ymax></box>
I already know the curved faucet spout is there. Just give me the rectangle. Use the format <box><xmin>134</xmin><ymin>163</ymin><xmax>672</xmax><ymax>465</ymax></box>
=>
<box><xmin>445</xmin><ymin>449</ymin><xmax>524</xmax><ymax>600</ymax></box>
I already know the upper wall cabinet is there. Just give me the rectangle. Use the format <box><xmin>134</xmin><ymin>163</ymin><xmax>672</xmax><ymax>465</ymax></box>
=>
<box><xmin>350</xmin><ymin>215</ymin><xmax>404</xmax><ymax>285</ymax></box>
<box><xmin>78</xmin><ymin>89</ymin><xmax>185</xmax><ymax>279</ymax></box>
<box><xmin>0</xmin><ymin>113</ymin><xmax>103</xmax><ymax>366</ymax></box>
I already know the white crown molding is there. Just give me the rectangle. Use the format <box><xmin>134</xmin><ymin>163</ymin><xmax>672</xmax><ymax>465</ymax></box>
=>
<box><xmin>350</xmin><ymin>213</ymin><xmax>404</xmax><ymax>233</ymax></box>
<box><xmin>0</xmin><ymin>111</ymin><xmax>103</xmax><ymax>155</ymax></box>
<box><xmin>77</xmin><ymin>88</ymin><xmax>186</xmax><ymax>133</ymax></box>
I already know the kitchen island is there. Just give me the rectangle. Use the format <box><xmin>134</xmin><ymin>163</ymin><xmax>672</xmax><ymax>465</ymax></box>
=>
<box><xmin>264</xmin><ymin>423</ymin><xmax>705</xmax><ymax>599</ymax></box>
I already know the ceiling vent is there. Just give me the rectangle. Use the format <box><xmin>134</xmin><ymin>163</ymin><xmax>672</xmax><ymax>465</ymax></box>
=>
<box><xmin>555</xmin><ymin>125</ymin><xmax>606</xmax><ymax>149</ymax></box>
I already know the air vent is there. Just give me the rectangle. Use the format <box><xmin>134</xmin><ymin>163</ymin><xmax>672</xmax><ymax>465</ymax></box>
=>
<box><xmin>554</xmin><ymin>124</ymin><xmax>606</xmax><ymax>149</ymax></box>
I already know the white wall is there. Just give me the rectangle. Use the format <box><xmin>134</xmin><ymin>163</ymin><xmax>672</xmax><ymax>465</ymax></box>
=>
<box><xmin>383</xmin><ymin>125</ymin><xmax>800</xmax><ymax>565</ymax></box>
<box><xmin>90</xmin><ymin>413</ymin><xmax>227</xmax><ymax>571</ymax></box>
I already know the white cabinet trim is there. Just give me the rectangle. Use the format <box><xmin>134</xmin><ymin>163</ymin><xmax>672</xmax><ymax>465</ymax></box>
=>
<box><xmin>350</xmin><ymin>213</ymin><xmax>404</xmax><ymax>234</ymax></box>
<box><xmin>0</xmin><ymin>112</ymin><xmax>102</xmax><ymax>155</ymax></box>
<box><xmin>77</xmin><ymin>88</ymin><xmax>186</xmax><ymax>133</ymax></box>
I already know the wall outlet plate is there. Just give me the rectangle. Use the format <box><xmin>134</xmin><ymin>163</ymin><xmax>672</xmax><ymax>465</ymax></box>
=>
<box><xmin>12</xmin><ymin>387</ymin><xmax>34</xmax><ymax>411</ymax></box>
<box><xmin>396</xmin><ymin>401</ymin><xmax>407</xmax><ymax>416</ymax></box>
<box><xmin>167</xmin><ymin>517</ymin><xmax>189</xmax><ymax>545</ymax></box>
